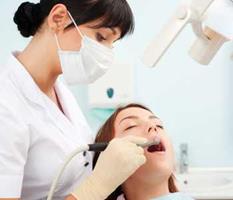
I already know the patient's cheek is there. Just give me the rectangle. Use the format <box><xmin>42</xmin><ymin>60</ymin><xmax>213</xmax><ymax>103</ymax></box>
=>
<box><xmin>120</xmin><ymin>132</ymin><xmax>146</xmax><ymax>140</ymax></box>
<box><xmin>115</xmin><ymin>132</ymin><xmax>139</xmax><ymax>139</ymax></box>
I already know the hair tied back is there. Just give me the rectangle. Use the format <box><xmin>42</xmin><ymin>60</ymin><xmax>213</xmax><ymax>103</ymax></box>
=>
<box><xmin>14</xmin><ymin>2</ymin><xmax>43</xmax><ymax>37</ymax></box>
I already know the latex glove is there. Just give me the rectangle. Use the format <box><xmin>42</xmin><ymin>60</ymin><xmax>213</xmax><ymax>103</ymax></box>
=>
<box><xmin>71</xmin><ymin>135</ymin><xmax>147</xmax><ymax>200</ymax></box>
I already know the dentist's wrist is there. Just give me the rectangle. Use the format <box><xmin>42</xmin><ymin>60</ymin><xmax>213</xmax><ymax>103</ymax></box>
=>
<box><xmin>71</xmin><ymin>173</ymin><xmax>110</xmax><ymax>200</ymax></box>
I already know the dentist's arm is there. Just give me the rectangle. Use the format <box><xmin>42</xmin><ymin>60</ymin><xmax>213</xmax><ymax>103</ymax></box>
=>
<box><xmin>69</xmin><ymin>136</ymin><xmax>147</xmax><ymax>200</ymax></box>
<box><xmin>0</xmin><ymin>136</ymin><xmax>146</xmax><ymax>200</ymax></box>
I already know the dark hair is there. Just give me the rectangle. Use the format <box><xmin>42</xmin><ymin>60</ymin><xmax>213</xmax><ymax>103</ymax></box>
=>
<box><xmin>93</xmin><ymin>103</ymin><xmax>179</xmax><ymax>200</ymax></box>
<box><xmin>14</xmin><ymin>0</ymin><xmax>135</xmax><ymax>38</ymax></box>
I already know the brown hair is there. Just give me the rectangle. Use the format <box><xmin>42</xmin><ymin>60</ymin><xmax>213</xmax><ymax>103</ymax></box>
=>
<box><xmin>93</xmin><ymin>103</ymin><xmax>178</xmax><ymax>200</ymax></box>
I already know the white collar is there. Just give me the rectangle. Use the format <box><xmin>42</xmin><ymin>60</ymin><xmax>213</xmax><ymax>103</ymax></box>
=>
<box><xmin>7</xmin><ymin>52</ymin><xmax>49</xmax><ymax>108</ymax></box>
<box><xmin>6</xmin><ymin>52</ymin><xmax>93</xmax><ymax>144</ymax></box>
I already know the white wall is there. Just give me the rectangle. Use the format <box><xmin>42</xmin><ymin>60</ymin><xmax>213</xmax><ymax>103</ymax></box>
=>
<box><xmin>0</xmin><ymin>0</ymin><xmax>232</xmax><ymax>167</ymax></box>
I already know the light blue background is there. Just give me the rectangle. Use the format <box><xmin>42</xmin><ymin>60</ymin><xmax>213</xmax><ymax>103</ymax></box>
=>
<box><xmin>0</xmin><ymin>0</ymin><xmax>232</xmax><ymax>167</ymax></box>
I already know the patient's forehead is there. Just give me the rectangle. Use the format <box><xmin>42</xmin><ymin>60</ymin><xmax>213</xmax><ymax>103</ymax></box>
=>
<box><xmin>115</xmin><ymin>107</ymin><xmax>154</xmax><ymax>126</ymax></box>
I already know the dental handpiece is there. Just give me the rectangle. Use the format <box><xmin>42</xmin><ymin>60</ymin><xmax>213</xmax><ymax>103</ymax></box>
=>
<box><xmin>88</xmin><ymin>138</ymin><xmax>161</xmax><ymax>152</ymax></box>
<box><xmin>47</xmin><ymin>138</ymin><xmax>161</xmax><ymax>200</ymax></box>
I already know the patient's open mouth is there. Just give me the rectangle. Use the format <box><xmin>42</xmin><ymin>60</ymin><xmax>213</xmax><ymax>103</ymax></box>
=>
<box><xmin>147</xmin><ymin>141</ymin><xmax>166</xmax><ymax>153</ymax></box>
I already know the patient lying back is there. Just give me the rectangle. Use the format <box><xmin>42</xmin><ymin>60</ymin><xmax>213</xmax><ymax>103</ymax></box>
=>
<box><xmin>94</xmin><ymin>103</ymin><xmax>195</xmax><ymax>200</ymax></box>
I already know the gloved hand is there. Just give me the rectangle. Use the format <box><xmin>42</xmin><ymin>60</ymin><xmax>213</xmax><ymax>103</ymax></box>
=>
<box><xmin>71</xmin><ymin>135</ymin><xmax>147</xmax><ymax>200</ymax></box>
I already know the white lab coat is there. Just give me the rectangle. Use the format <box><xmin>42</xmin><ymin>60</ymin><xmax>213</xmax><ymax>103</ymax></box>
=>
<box><xmin>0</xmin><ymin>53</ymin><xmax>94</xmax><ymax>199</ymax></box>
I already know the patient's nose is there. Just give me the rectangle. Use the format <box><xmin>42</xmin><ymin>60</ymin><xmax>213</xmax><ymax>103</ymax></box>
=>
<box><xmin>146</xmin><ymin>122</ymin><xmax>158</xmax><ymax>134</ymax></box>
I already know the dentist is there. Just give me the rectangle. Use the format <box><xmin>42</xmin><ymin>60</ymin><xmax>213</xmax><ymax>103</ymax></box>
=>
<box><xmin>0</xmin><ymin>0</ymin><xmax>147</xmax><ymax>200</ymax></box>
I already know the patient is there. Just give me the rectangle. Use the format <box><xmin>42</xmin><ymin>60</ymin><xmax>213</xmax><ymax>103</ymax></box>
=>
<box><xmin>93</xmin><ymin>103</ymin><xmax>194</xmax><ymax>200</ymax></box>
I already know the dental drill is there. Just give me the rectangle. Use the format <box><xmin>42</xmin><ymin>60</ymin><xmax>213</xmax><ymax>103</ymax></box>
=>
<box><xmin>47</xmin><ymin>138</ymin><xmax>161</xmax><ymax>200</ymax></box>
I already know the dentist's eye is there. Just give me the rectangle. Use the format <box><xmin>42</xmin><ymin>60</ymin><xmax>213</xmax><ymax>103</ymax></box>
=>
<box><xmin>96</xmin><ymin>33</ymin><xmax>106</xmax><ymax>42</ymax></box>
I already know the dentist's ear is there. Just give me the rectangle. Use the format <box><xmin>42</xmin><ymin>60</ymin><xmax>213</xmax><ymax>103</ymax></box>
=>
<box><xmin>47</xmin><ymin>4</ymin><xmax>71</xmax><ymax>33</ymax></box>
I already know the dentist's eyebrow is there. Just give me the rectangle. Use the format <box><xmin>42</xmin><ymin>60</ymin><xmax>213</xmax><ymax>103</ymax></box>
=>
<box><xmin>109</xmin><ymin>27</ymin><xmax>116</xmax><ymax>35</ymax></box>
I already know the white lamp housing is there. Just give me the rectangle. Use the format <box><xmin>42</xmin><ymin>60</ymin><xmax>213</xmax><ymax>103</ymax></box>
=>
<box><xmin>143</xmin><ymin>0</ymin><xmax>233</xmax><ymax>67</ymax></box>
<box><xmin>204</xmin><ymin>0</ymin><xmax>233</xmax><ymax>40</ymax></box>
<box><xmin>189</xmin><ymin>0</ymin><xmax>233</xmax><ymax>64</ymax></box>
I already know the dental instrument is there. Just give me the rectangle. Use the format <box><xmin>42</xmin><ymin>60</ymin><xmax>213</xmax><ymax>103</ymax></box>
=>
<box><xmin>89</xmin><ymin>139</ymin><xmax>160</xmax><ymax>152</ymax></box>
<box><xmin>47</xmin><ymin>138</ymin><xmax>161</xmax><ymax>200</ymax></box>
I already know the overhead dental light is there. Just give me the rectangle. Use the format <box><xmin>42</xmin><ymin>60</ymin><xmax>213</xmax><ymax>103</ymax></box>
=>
<box><xmin>143</xmin><ymin>0</ymin><xmax>233</xmax><ymax>66</ymax></box>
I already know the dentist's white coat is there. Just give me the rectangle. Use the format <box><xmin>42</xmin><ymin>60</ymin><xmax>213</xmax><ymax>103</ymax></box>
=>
<box><xmin>0</xmin><ymin>53</ymin><xmax>94</xmax><ymax>200</ymax></box>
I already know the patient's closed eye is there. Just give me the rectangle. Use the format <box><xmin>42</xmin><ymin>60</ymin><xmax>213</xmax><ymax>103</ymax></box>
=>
<box><xmin>124</xmin><ymin>125</ymin><xmax>138</xmax><ymax>131</ymax></box>
<box><xmin>156</xmin><ymin>125</ymin><xmax>164</xmax><ymax>129</ymax></box>
<box><xmin>124</xmin><ymin>123</ymin><xmax>164</xmax><ymax>131</ymax></box>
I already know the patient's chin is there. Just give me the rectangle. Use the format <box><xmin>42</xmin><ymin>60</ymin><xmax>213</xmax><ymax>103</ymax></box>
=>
<box><xmin>144</xmin><ymin>145</ymin><xmax>174</xmax><ymax>172</ymax></box>
<box><xmin>128</xmin><ymin>147</ymin><xmax>174</xmax><ymax>184</ymax></box>
<box><xmin>128</xmin><ymin>168</ymin><xmax>172</xmax><ymax>186</ymax></box>
<box><xmin>131</xmin><ymin>158</ymin><xmax>173</xmax><ymax>184</ymax></box>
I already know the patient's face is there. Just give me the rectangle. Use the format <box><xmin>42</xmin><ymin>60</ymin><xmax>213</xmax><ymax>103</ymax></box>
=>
<box><xmin>114</xmin><ymin>107</ymin><xmax>175</xmax><ymax>184</ymax></box>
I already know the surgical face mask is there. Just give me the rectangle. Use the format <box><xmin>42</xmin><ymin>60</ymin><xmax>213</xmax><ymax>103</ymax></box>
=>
<box><xmin>55</xmin><ymin>12</ymin><xmax>114</xmax><ymax>85</ymax></box>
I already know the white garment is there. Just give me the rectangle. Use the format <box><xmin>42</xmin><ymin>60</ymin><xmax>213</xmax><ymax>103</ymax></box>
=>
<box><xmin>117</xmin><ymin>192</ymin><xmax>195</xmax><ymax>200</ymax></box>
<box><xmin>117</xmin><ymin>194</ymin><xmax>125</xmax><ymax>200</ymax></box>
<box><xmin>0</xmin><ymin>53</ymin><xmax>94</xmax><ymax>199</ymax></box>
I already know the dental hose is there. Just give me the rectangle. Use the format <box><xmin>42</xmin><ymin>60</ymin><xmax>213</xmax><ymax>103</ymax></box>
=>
<box><xmin>47</xmin><ymin>139</ymin><xmax>160</xmax><ymax>200</ymax></box>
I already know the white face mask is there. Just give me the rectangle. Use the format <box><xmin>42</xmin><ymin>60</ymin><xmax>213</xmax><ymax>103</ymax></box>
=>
<box><xmin>55</xmin><ymin>12</ymin><xmax>114</xmax><ymax>85</ymax></box>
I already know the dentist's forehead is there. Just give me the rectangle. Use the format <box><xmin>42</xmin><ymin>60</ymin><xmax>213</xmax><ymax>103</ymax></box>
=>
<box><xmin>115</xmin><ymin>107</ymin><xmax>157</xmax><ymax>125</ymax></box>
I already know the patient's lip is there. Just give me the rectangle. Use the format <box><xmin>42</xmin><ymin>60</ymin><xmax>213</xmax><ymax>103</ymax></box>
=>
<box><xmin>147</xmin><ymin>137</ymin><xmax>166</xmax><ymax>153</ymax></box>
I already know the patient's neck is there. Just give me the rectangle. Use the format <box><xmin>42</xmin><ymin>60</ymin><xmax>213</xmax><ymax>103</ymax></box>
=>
<box><xmin>123</xmin><ymin>177</ymin><xmax>170</xmax><ymax>200</ymax></box>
